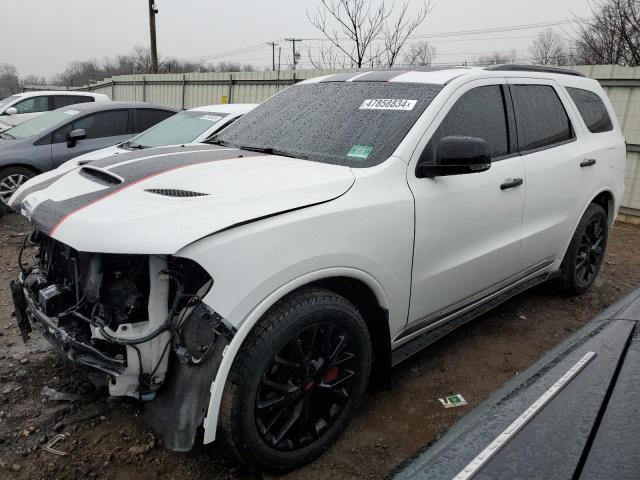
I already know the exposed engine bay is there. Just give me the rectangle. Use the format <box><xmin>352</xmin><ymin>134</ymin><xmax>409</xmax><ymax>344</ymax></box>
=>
<box><xmin>10</xmin><ymin>229</ymin><xmax>233</xmax><ymax>405</ymax></box>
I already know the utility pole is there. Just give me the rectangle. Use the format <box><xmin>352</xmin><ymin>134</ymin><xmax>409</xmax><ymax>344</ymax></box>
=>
<box><xmin>267</xmin><ymin>41</ymin><xmax>278</xmax><ymax>71</ymax></box>
<box><xmin>148</xmin><ymin>0</ymin><xmax>159</xmax><ymax>74</ymax></box>
<box><xmin>285</xmin><ymin>38</ymin><xmax>303</xmax><ymax>70</ymax></box>
<box><xmin>278</xmin><ymin>46</ymin><xmax>282</xmax><ymax>72</ymax></box>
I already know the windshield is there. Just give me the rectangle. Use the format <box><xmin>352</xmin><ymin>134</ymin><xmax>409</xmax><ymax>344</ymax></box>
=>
<box><xmin>210</xmin><ymin>81</ymin><xmax>442</xmax><ymax>167</ymax></box>
<box><xmin>126</xmin><ymin>111</ymin><xmax>229</xmax><ymax>149</ymax></box>
<box><xmin>0</xmin><ymin>95</ymin><xmax>19</xmax><ymax>110</ymax></box>
<box><xmin>3</xmin><ymin>108</ymin><xmax>81</xmax><ymax>140</ymax></box>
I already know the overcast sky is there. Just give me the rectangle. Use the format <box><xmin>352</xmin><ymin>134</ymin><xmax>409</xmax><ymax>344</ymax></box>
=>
<box><xmin>1</xmin><ymin>0</ymin><xmax>592</xmax><ymax>78</ymax></box>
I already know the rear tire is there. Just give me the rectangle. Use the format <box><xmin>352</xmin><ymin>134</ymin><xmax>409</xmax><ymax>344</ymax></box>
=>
<box><xmin>219</xmin><ymin>288</ymin><xmax>372</xmax><ymax>473</ymax></box>
<box><xmin>560</xmin><ymin>203</ymin><xmax>608</xmax><ymax>295</ymax></box>
<box><xmin>0</xmin><ymin>166</ymin><xmax>35</xmax><ymax>206</ymax></box>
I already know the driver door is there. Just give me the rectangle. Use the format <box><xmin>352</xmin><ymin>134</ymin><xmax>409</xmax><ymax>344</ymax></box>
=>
<box><xmin>405</xmin><ymin>80</ymin><xmax>525</xmax><ymax>331</ymax></box>
<box><xmin>50</xmin><ymin>109</ymin><xmax>132</xmax><ymax>167</ymax></box>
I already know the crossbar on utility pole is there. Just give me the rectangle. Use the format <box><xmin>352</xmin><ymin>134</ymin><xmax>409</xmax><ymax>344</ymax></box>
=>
<box><xmin>285</xmin><ymin>38</ymin><xmax>303</xmax><ymax>70</ymax></box>
<box><xmin>148</xmin><ymin>0</ymin><xmax>159</xmax><ymax>74</ymax></box>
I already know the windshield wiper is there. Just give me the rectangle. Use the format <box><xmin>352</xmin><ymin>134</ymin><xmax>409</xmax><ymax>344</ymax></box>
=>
<box><xmin>0</xmin><ymin>132</ymin><xmax>15</xmax><ymax>140</ymax></box>
<box><xmin>207</xmin><ymin>138</ymin><xmax>235</xmax><ymax>147</ymax></box>
<box><xmin>235</xmin><ymin>145</ymin><xmax>307</xmax><ymax>160</ymax></box>
<box><xmin>121</xmin><ymin>141</ymin><xmax>146</xmax><ymax>150</ymax></box>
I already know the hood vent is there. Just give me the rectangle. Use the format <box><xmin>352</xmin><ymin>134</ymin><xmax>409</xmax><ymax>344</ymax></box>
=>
<box><xmin>145</xmin><ymin>188</ymin><xmax>209</xmax><ymax>198</ymax></box>
<box><xmin>79</xmin><ymin>166</ymin><xmax>124</xmax><ymax>186</ymax></box>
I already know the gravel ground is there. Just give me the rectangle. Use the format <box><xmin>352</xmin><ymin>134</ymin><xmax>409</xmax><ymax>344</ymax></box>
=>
<box><xmin>0</xmin><ymin>213</ymin><xmax>639</xmax><ymax>480</ymax></box>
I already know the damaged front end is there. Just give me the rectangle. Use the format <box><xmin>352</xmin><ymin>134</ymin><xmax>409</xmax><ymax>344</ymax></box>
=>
<box><xmin>11</xmin><ymin>230</ymin><xmax>235</xmax><ymax>449</ymax></box>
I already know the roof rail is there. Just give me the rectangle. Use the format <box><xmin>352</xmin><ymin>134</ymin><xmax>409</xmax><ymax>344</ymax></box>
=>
<box><xmin>484</xmin><ymin>64</ymin><xmax>585</xmax><ymax>77</ymax></box>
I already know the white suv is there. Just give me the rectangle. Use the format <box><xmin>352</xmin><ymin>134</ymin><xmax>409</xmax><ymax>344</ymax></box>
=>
<box><xmin>8</xmin><ymin>65</ymin><xmax>626</xmax><ymax>472</ymax></box>
<box><xmin>0</xmin><ymin>91</ymin><xmax>110</xmax><ymax>131</ymax></box>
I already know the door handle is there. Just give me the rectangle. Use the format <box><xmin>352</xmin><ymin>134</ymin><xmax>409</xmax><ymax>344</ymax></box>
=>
<box><xmin>500</xmin><ymin>178</ymin><xmax>523</xmax><ymax>190</ymax></box>
<box><xmin>580</xmin><ymin>158</ymin><xmax>597</xmax><ymax>168</ymax></box>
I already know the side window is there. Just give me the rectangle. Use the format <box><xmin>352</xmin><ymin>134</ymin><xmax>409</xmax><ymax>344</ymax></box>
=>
<box><xmin>52</xmin><ymin>95</ymin><xmax>94</xmax><ymax>109</ymax></box>
<box><xmin>14</xmin><ymin>96</ymin><xmax>50</xmax><ymax>114</ymax></box>
<box><xmin>422</xmin><ymin>85</ymin><xmax>510</xmax><ymax>164</ymax></box>
<box><xmin>73</xmin><ymin>110</ymin><xmax>129</xmax><ymax>139</ymax></box>
<box><xmin>511</xmin><ymin>85</ymin><xmax>574</xmax><ymax>152</ymax></box>
<box><xmin>566</xmin><ymin>87</ymin><xmax>613</xmax><ymax>134</ymax></box>
<box><xmin>53</xmin><ymin>110</ymin><xmax>128</xmax><ymax>142</ymax></box>
<box><xmin>134</xmin><ymin>109</ymin><xmax>174</xmax><ymax>133</ymax></box>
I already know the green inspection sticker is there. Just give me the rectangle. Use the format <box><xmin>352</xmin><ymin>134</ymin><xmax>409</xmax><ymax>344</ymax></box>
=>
<box><xmin>347</xmin><ymin>145</ymin><xmax>373</xmax><ymax>159</ymax></box>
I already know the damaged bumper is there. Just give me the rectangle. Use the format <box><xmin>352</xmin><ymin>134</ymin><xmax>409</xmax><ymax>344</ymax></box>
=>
<box><xmin>12</xmin><ymin>277</ymin><xmax>127</xmax><ymax>377</ymax></box>
<box><xmin>11</xmin><ymin>230</ymin><xmax>236</xmax><ymax>450</ymax></box>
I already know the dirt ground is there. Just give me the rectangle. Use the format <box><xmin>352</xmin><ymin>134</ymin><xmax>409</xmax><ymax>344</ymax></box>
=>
<box><xmin>0</xmin><ymin>213</ymin><xmax>639</xmax><ymax>480</ymax></box>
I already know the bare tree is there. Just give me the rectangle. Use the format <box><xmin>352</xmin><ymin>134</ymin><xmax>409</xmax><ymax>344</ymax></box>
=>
<box><xmin>307</xmin><ymin>0</ymin><xmax>430</xmax><ymax>68</ymax></box>
<box><xmin>402</xmin><ymin>41</ymin><xmax>437</xmax><ymax>66</ymax></box>
<box><xmin>530</xmin><ymin>29</ymin><xmax>572</xmax><ymax>65</ymax></box>
<box><xmin>382</xmin><ymin>1</ymin><xmax>431</xmax><ymax>66</ymax></box>
<box><xmin>307</xmin><ymin>43</ymin><xmax>348</xmax><ymax>69</ymax></box>
<box><xmin>574</xmin><ymin>0</ymin><xmax>640</xmax><ymax>66</ymax></box>
<box><xmin>475</xmin><ymin>50</ymin><xmax>518</xmax><ymax>66</ymax></box>
<box><xmin>0</xmin><ymin>64</ymin><xmax>19</xmax><ymax>96</ymax></box>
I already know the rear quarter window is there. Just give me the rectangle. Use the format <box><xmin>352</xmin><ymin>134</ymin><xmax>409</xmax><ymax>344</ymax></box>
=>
<box><xmin>52</xmin><ymin>95</ymin><xmax>95</xmax><ymax>109</ymax></box>
<box><xmin>511</xmin><ymin>84</ymin><xmax>574</xmax><ymax>152</ymax></box>
<box><xmin>134</xmin><ymin>109</ymin><xmax>175</xmax><ymax>133</ymax></box>
<box><xmin>566</xmin><ymin>87</ymin><xmax>614</xmax><ymax>134</ymax></box>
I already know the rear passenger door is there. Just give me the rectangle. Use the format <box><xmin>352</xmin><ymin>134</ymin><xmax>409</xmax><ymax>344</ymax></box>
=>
<box><xmin>407</xmin><ymin>80</ymin><xmax>526</xmax><ymax>330</ymax></box>
<box><xmin>508</xmin><ymin>79</ymin><xmax>603</xmax><ymax>270</ymax></box>
<box><xmin>50</xmin><ymin>109</ymin><xmax>131</xmax><ymax>167</ymax></box>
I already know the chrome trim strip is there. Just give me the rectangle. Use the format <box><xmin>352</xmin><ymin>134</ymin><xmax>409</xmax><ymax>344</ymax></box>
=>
<box><xmin>452</xmin><ymin>351</ymin><xmax>597</xmax><ymax>480</ymax></box>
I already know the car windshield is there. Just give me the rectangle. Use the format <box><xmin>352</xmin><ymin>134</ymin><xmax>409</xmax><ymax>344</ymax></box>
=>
<box><xmin>209</xmin><ymin>81</ymin><xmax>442</xmax><ymax>167</ymax></box>
<box><xmin>125</xmin><ymin>111</ymin><xmax>229</xmax><ymax>149</ymax></box>
<box><xmin>0</xmin><ymin>95</ymin><xmax>20</xmax><ymax>110</ymax></box>
<box><xmin>4</xmin><ymin>108</ymin><xmax>81</xmax><ymax>140</ymax></box>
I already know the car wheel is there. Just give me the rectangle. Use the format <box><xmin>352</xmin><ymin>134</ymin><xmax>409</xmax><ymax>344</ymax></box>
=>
<box><xmin>0</xmin><ymin>166</ymin><xmax>34</xmax><ymax>206</ymax></box>
<box><xmin>219</xmin><ymin>287</ymin><xmax>372</xmax><ymax>473</ymax></box>
<box><xmin>560</xmin><ymin>203</ymin><xmax>609</xmax><ymax>295</ymax></box>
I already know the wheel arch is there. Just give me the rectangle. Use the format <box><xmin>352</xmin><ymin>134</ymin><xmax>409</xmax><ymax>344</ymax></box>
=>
<box><xmin>201</xmin><ymin>267</ymin><xmax>392</xmax><ymax>444</ymax></box>
<box><xmin>0</xmin><ymin>163</ymin><xmax>42</xmax><ymax>175</ymax></box>
<box><xmin>589</xmin><ymin>188</ymin><xmax>616</xmax><ymax>227</ymax></box>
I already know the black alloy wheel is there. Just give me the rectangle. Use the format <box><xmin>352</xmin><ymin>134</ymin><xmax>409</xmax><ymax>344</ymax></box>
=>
<box><xmin>575</xmin><ymin>214</ymin><xmax>606</xmax><ymax>288</ymax></box>
<box><xmin>220</xmin><ymin>288</ymin><xmax>372</xmax><ymax>473</ymax></box>
<box><xmin>255</xmin><ymin>322</ymin><xmax>357</xmax><ymax>451</ymax></box>
<box><xmin>560</xmin><ymin>203</ymin><xmax>609</xmax><ymax>294</ymax></box>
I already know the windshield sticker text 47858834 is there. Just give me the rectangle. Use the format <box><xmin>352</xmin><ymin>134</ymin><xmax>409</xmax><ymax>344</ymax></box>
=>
<box><xmin>359</xmin><ymin>99</ymin><xmax>417</xmax><ymax>111</ymax></box>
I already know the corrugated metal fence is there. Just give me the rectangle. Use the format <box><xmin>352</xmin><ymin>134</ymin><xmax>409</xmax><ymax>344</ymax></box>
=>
<box><xmin>572</xmin><ymin>65</ymin><xmax>640</xmax><ymax>215</ymax></box>
<box><xmin>23</xmin><ymin>66</ymin><xmax>640</xmax><ymax>213</ymax></box>
<box><xmin>63</xmin><ymin>70</ymin><xmax>347</xmax><ymax>109</ymax></box>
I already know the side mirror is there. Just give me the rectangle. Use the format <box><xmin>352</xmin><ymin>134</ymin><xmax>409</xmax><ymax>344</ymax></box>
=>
<box><xmin>4</xmin><ymin>107</ymin><xmax>17</xmax><ymax>115</ymax></box>
<box><xmin>66</xmin><ymin>128</ymin><xmax>87</xmax><ymax>148</ymax></box>
<box><xmin>416</xmin><ymin>136</ymin><xmax>491</xmax><ymax>178</ymax></box>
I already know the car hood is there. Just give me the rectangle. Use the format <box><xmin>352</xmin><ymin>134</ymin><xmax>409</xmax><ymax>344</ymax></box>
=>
<box><xmin>10</xmin><ymin>144</ymin><xmax>355</xmax><ymax>254</ymax></box>
<box><xmin>71</xmin><ymin>144</ymin><xmax>124</xmax><ymax>163</ymax></box>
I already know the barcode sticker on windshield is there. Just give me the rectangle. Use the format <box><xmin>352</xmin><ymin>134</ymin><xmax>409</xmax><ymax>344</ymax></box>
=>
<box><xmin>360</xmin><ymin>99</ymin><xmax>417</xmax><ymax>111</ymax></box>
<box><xmin>63</xmin><ymin>110</ymin><xmax>80</xmax><ymax>115</ymax></box>
<box><xmin>200</xmin><ymin>115</ymin><xmax>222</xmax><ymax>122</ymax></box>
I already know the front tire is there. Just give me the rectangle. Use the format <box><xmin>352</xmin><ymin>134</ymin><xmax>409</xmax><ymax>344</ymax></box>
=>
<box><xmin>560</xmin><ymin>203</ymin><xmax>609</xmax><ymax>295</ymax></box>
<box><xmin>0</xmin><ymin>166</ymin><xmax>35</xmax><ymax>206</ymax></box>
<box><xmin>219</xmin><ymin>288</ymin><xmax>372</xmax><ymax>473</ymax></box>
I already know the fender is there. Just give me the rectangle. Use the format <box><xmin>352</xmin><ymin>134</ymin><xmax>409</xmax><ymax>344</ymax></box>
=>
<box><xmin>201</xmin><ymin>266</ymin><xmax>390</xmax><ymax>444</ymax></box>
<box><xmin>558</xmin><ymin>186</ymin><xmax>617</xmax><ymax>265</ymax></box>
